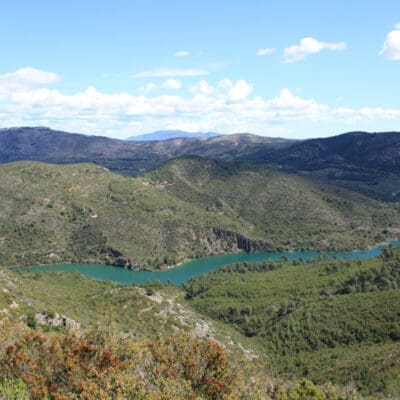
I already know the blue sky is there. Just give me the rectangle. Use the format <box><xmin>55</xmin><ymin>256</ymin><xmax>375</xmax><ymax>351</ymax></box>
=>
<box><xmin>0</xmin><ymin>0</ymin><xmax>399</xmax><ymax>139</ymax></box>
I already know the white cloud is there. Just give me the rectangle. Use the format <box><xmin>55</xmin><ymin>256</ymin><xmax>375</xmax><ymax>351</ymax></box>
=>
<box><xmin>380</xmin><ymin>25</ymin><xmax>400</xmax><ymax>60</ymax></box>
<box><xmin>190</xmin><ymin>80</ymin><xmax>215</xmax><ymax>96</ymax></box>
<box><xmin>218</xmin><ymin>78</ymin><xmax>253</xmax><ymax>101</ymax></box>
<box><xmin>2</xmin><ymin>67</ymin><xmax>400</xmax><ymax>139</ymax></box>
<box><xmin>162</xmin><ymin>79</ymin><xmax>182</xmax><ymax>90</ymax></box>
<box><xmin>0</xmin><ymin>67</ymin><xmax>60</xmax><ymax>89</ymax></box>
<box><xmin>0</xmin><ymin>67</ymin><xmax>61</xmax><ymax>101</ymax></box>
<box><xmin>283</xmin><ymin>37</ymin><xmax>346</xmax><ymax>63</ymax></box>
<box><xmin>131</xmin><ymin>69</ymin><xmax>208</xmax><ymax>78</ymax></box>
<box><xmin>257</xmin><ymin>48</ymin><xmax>275</xmax><ymax>56</ymax></box>
<box><xmin>175</xmin><ymin>50</ymin><xmax>190</xmax><ymax>57</ymax></box>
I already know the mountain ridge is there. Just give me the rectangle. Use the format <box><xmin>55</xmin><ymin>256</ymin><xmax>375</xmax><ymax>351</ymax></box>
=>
<box><xmin>238</xmin><ymin>130</ymin><xmax>400</xmax><ymax>201</ymax></box>
<box><xmin>1</xmin><ymin>127</ymin><xmax>400</xmax><ymax>200</ymax></box>
<box><xmin>0</xmin><ymin>126</ymin><xmax>292</xmax><ymax>175</ymax></box>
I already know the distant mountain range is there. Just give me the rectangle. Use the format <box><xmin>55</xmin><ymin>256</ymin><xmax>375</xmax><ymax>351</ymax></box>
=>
<box><xmin>1</xmin><ymin>126</ymin><xmax>399</xmax><ymax>201</ymax></box>
<box><xmin>127</xmin><ymin>130</ymin><xmax>221</xmax><ymax>141</ymax></box>
<box><xmin>0</xmin><ymin>127</ymin><xmax>294</xmax><ymax>175</ymax></box>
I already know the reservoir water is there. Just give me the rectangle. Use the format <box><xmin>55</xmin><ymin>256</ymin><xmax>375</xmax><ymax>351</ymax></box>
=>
<box><xmin>22</xmin><ymin>241</ymin><xmax>400</xmax><ymax>285</ymax></box>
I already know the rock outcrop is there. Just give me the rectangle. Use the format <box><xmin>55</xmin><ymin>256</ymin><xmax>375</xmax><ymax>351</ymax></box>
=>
<box><xmin>35</xmin><ymin>313</ymin><xmax>81</xmax><ymax>331</ymax></box>
<box><xmin>212</xmin><ymin>227</ymin><xmax>273</xmax><ymax>252</ymax></box>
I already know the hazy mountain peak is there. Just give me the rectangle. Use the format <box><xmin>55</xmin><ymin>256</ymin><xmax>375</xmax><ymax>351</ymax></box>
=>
<box><xmin>127</xmin><ymin>130</ymin><xmax>221</xmax><ymax>141</ymax></box>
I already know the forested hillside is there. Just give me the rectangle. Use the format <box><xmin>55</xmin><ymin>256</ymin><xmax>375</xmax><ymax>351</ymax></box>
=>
<box><xmin>183</xmin><ymin>246</ymin><xmax>400</xmax><ymax>395</ymax></box>
<box><xmin>1</xmin><ymin>158</ymin><xmax>399</xmax><ymax>269</ymax></box>
<box><xmin>1</xmin><ymin>251</ymin><xmax>398</xmax><ymax>398</ymax></box>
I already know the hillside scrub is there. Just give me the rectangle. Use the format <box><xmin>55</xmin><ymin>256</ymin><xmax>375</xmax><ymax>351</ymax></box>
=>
<box><xmin>183</xmin><ymin>247</ymin><xmax>400</xmax><ymax>396</ymax></box>
<box><xmin>1</xmin><ymin>159</ymin><xmax>399</xmax><ymax>269</ymax></box>
<box><xmin>0</xmin><ymin>253</ymin><xmax>398</xmax><ymax>398</ymax></box>
<box><xmin>0</xmin><ymin>323</ymin><xmax>367</xmax><ymax>400</ymax></box>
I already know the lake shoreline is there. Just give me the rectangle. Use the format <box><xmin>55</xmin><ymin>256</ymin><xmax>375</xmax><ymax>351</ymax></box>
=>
<box><xmin>18</xmin><ymin>240</ymin><xmax>400</xmax><ymax>285</ymax></box>
<box><xmin>11</xmin><ymin>237</ymin><xmax>400</xmax><ymax>273</ymax></box>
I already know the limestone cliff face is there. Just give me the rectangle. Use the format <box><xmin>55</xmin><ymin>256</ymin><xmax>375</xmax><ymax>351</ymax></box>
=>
<box><xmin>110</xmin><ymin>227</ymin><xmax>274</xmax><ymax>271</ymax></box>
<box><xmin>211</xmin><ymin>227</ymin><xmax>273</xmax><ymax>253</ymax></box>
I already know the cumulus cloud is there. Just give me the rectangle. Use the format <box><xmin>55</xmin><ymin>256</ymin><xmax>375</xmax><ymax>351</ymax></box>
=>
<box><xmin>175</xmin><ymin>50</ymin><xmax>190</xmax><ymax>57</ymax></box>
<box><xmin>131</xmin><ymin>69</ymin><xmax>208</xmax><ymax>78</ymax></box>
<box><xmin>162</xmin><ymin>79</ymin><xmax>182</xmax><ymax>90</ymax></box>
<box><xmin>0</xmin><ymin>67</ymin><xmax>60</xmax><ymax>89</ymax></box>
<box><xmin>380</xmin><ymin>24</ymin><xmax>400</xmax><ymax>60</ymax></box>
<box><xmin>0</xmin><ymin>67</ymin><xmax>61</xmax><ymax>101</ymax></box>
<box><xmin>218</xmin><ymin>78</ymin><xmax>253</xmax><ymax>102</ymax></box>
<box><xmin>283</xmin><ymin>37</ymin><xmax>346</xmax><ymax>63</ymax></box>
<box><xmin>257</xmin><ymin>48</ymin><xmax>275</xmax><ymax>56</ymax></box>
<box><xmin>1</xmin><ymin>67</ymin><xmax>400</xmax><ymax>138</ymax></box>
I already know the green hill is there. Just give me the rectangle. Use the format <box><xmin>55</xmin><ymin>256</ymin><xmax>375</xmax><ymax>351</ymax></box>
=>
<box><xmin>0</xmin><ymin>263</ymin><xmax>369</xmax><ymax>399</ymax></box>
<box><xmin>1</xmin><ymin>246</ymin><xmax>399</xmax><ymax>397</ymax></box>
<box><xmin>0</xmin><ymin>158</ymin><xmax>399</xmax><ymax>269</ymax></box>
<box><xmin>183</xmin><ymin>246</ymin><xmax>400</xmax><ymax>396</ymax></box>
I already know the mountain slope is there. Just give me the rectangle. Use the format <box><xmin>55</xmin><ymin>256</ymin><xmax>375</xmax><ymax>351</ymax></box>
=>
<box><xmin>0</xmin><ymin>158</ymin><xmax>399</xmax><ymax>269</ymax></box>
<box><xmin>0</xmin><ymin>126</ymin><xmax>170</xmax><ymax>175</ymax></box>
<box><xmin>0</xmin><ymin>264</ymin><xmax>370</xmax><ymax>399</ymax></box>
<box><xmin>147</xmin><ymin>157</ymin><xmax>400</xmax><ymax>249</ymax></box>
<box><xmin>1</xmin><ymin>240</ymin><xmax>399</xmax><ymax>397</ymax></box>
<box><xmin>238</xmin><ymin>131</ymin><xmax>400</xmax><ymax>201</ymax></box>
<box><xmin>0</xmin><ymin>127</ymin><xmax>293</xmax><ymax>175</ymax></box>
<box><xmin>257</xmin><ymin>131</ymin><xmax>400</xmax><ymax>174</ymax></box>
<box><xmin>1</xmin><ymin>127</ymin><xmax>399</xmax><ymax>201</ymax></box>
<box><xmin>183</xmin><ymin>246</ymin><xmax>400</xmax><ymax>395</ymax></box>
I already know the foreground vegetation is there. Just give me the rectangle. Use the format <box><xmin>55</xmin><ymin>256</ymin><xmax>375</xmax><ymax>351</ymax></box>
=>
<box><xmin>0</xmin><ymin>248</ymin><xmax>399</xmax><ymax>397</ymax></box>
<box><xmin>1</xmin><ymin>158</ymin><xmax>399</xmax><ymax>269</ymax></box>
<box><xmin>0</xmin><ymin>265</ymin><xmax>385</xmax><ymax>399</ymax></box>
<box><xmin>0</xmin><ymin>323</ymin><xmax>366</xmax><ymax>400</ymax></box>
<box><xmin>183</xmin><ymin>247</ymin><xmax>400</xmax><ymax>396</ymax></box>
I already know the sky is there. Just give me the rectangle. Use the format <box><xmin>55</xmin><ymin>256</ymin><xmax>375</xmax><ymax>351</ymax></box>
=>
<box><xmin>0</xmin><ymin>0</ymin><xmax>399</xmax><ymax>139</ymax></box>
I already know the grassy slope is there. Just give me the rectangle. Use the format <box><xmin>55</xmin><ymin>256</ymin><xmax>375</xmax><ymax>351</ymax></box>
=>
<box><xmin>183</xmin><ymin>247</ymin><xmax>400</xmax><ymax>396</ymax></box>
<box><xmin>148</xmin><ymin>157</ymin><xmax>400</xmax><ymax>250</ymax></box>
<box><xmin>1</xmin><ymin>248</ymin><xmax>399</xmax><ymax>396</ymax></box>
<box><xmin>0</xmin><ymin>158</ymin><xmax>399</xmax><ymax>269</ymax></box>
<box><xmin>0</xmin><ymin>161</ymin><xmax>242</xmax><ymax>268</ymax></box>
<box><xmin>0</xmin><ymin>267</ymin><xmax>371</xmax><ymax>400</ymax></box>
<box><xmin>0</xmin><ymin>267</ymin><xmax>262</xmax><ymax>366</ymax></box>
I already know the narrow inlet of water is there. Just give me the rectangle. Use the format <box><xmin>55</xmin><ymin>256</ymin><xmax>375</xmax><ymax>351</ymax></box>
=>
<box><xmin>21</xmin><ymin>241</ymin><xmax>400</xmax><ymax>285</ymax></box>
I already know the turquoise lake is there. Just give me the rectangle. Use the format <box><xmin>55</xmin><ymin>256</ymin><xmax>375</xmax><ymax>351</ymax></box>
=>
<box><xmin>22</xmin><ymin>241</ymin><xmax>400</xmax><ymax>285</ymax></box>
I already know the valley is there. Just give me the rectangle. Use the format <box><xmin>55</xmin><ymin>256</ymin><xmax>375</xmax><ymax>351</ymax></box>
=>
<box><xmin>183</xmin><ymin>245</ymin><xmax>400</xmax><ymax>395</ymax></box>
<box><xmin>1</xmin><ymin>128</ymin><xmax>400</xmax><ymax>399</ymax></box>
<box><xmin>21</xmin><ymin>240</ymin><xmax>400</xmax><ymax>285</ymax></box>
<box><xmin>1</xmin><ymin>245</ymin><xmax>400</xmax><ymax>397</ymax></box>
<box><xmin>2</xmin><ymin>2</ymin><xmax>400</xmax><ymax>398</ymax></box>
